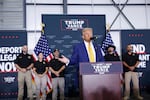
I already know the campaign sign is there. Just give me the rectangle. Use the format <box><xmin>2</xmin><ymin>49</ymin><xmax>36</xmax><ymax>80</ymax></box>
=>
<box><xmin>0</xmin><ymin>30</ymin><xmax>27</xmax><ymax>98</ymax></box>
<box><xmin>80</xmin><ymin>61</ymin><xmax>123</xmax><ymax>75</ymax></box>
<box><xmin>42</xmin><ymin>15</ymin><xmax>106</xmax><ymax>58</ymax></box>
<box><xmin>121</xmin><ymin>30</ymin><xmax>150</xmax><ymax>88</ymax></box>
<box><xmin>42</xmin><ymin>15</ymin><xmax>106</xmax><ymax>96</ymax></box>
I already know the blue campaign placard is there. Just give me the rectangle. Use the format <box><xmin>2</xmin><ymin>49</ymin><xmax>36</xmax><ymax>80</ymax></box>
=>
<box><xmin>0</xmin><ymin>30</ymin><xmax>27</xmax><ymax>98</ymax></box>
<box><xmin>79</xmin><ymin>61</ymin><xmax>123</xmax><ymax>75</ymax></box>
<box><xmin>121</xmin><ymin>30</ymin><xmax>150</xmax><ymax>89</ymax></box>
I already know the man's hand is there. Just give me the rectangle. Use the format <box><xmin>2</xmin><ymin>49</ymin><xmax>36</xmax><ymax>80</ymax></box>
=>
<box><xmin>54</xmin><ymin>71</ymin><xmax>60</xmax><ymax>77</ymax></box>
<box><xmin>38</xmin><ymin>74</ymin><xmax>43</xmax><ymax>78</ymax></box>
<box><xmin>129</xmin><ymin>66</ymin><xmax>135</xmax><ymax>71</ymax></box>
<box><xmin>58</xmin><ymin>55</ymin><xmax>69</xmax><ymax>64</ymax></box>
<box><xmin>21</xmin><ymin>68</ymin><xmax>27</xmax><ymax>73</ymax></box>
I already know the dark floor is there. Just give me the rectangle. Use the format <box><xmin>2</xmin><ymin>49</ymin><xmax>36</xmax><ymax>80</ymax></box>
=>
<box><xmin>47</xmin><ymin>91</ymin><xmax>150</xmax><ymax>100</ymax></box>
<box><xmin>128</xmin><ymin>91</ymin><xmax>150</xmax><ymax>100</ymax></box>
<box><xmin>0</xmin><ymin>92</ymin><xmax>149</xmax><ymax>100</ymax></box>
<box><xmin>56</xmin><ymin>91</ymin><xmax>150</xmax><ymax>100</ymax></box>
<box><xmin>64</xmin><ymin>93</ymin><xmax>150</xmax><ymax>100</ymax></box>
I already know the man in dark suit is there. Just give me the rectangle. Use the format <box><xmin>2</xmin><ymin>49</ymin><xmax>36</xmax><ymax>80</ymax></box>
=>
<box><xmin>58</xmin><ymin>28</ymin><xmax>104</xmax><ymax>96</ymax></box>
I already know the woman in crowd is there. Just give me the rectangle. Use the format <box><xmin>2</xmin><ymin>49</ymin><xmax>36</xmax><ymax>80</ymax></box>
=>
<box><xmin>33</xmin><ymin>52</ymin><xmax>48</xmax><ymax>100</ymax></box>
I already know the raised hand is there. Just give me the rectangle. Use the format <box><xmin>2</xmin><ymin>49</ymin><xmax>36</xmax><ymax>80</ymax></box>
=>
<box><xmin>58</xmin><ymin>55</ymin><xmax>69</xmax><ymax>64</ymax></box>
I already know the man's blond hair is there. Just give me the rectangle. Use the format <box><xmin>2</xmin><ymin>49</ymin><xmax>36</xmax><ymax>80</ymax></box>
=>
<box><xmin>82</xmin><ymin>28</ymin><xmax>93</xmax><ymax>35</ymax></box>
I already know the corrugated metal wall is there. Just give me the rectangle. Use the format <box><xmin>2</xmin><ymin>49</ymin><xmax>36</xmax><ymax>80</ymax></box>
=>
<box><xmin>0</xmin><ymin>0</ymin><xmax>24</xmax><ymax>30</ymax></box>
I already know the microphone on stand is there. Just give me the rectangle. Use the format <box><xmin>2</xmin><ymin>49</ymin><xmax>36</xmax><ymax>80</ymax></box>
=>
<box><xmin>90</xmin><ymin>36</ymin><xmax>98</xmax><ymax>40</ymax></box>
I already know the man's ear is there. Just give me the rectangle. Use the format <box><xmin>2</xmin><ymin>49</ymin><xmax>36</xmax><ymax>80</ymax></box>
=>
<box><xmin>82</xmin><ymin>35</ymin><xmax>84</xmax><ymax>39</ymax></box>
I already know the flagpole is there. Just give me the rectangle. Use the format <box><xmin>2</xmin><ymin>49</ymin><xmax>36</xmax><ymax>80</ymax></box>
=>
<box><xmin>102</xmin><ymin>24</ymin><xmax>114</xmax><ymax>54</ymax></box>
<box><xmin>145</xmin><ymin>0</ymin><xmax>149</xmax><ymax>28</ymax></box>
<box><xmin>106</xmin><ymin>24</ymin><xmax>110</xmax><ymax>33</ymax></box>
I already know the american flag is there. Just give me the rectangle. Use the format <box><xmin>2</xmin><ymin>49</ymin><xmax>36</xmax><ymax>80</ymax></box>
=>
<box><xmin>33</xmin><ymin>34</ymin><xmax>53</xmax><ymax>62</ymax></box>
<box><xmin>32</xmin><ymin>34</ymin><xmax>53</xmax><ymax>95</ymax></box>
<box><xmin>101</xmin><ymin>32</ymin><xmax>114</xmax><ymax>54</ymax></box>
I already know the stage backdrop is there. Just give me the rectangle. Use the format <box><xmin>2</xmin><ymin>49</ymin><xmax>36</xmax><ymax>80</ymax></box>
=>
<box><xmin>42</xmin><ymin>15</ymin><xmax>106</xmax><ymax>96</ymax></box>
<box><xmin>0</xmin><ymin>30</ymin><xmax>27</xmax><ymax>98</ymax></box>
<box><xmin>121</xmin><ymin>30</ymin><xmax>150</xmax><ymax>89</ymax></box>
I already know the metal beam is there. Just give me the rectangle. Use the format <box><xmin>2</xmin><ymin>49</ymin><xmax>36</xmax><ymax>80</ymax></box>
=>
<box><xmin>111</xmin><ymin>0</ymin><xmax>135</xmax><ymax>29</ymax></box>
<box><xmin>23</xmin><ymin>0</ymin><xmax>26</xmax><ymax>29</ymax></box>
<box><xmin>25</xmin><ymin>3</ymin><xmax>150</xmax><ymax>6</ymax></box>
<box><xmin>110</xmin><ymin>0</ymin><xmax>128</xmax><ymax>29</ymax></box>
<box><xmin>63</xmin><ymin>0</ymin><xmax>67</xmax><ymax>14</ymax></box>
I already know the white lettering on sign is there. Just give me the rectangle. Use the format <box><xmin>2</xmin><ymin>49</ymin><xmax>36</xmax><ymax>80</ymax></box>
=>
<box><xmin>0</xmin><ymin>62</ymin><xmax>17</xmax><ymax>72</ymax></box>
<box><xmin>4</xmin><ymin>76</ymin><xmax>15</xmax><ymax>83</ymax></box>
<box><xmin>0</xmin><ymin>47</ymin><xmax>21</xmax><ymax>72</ymax></box>
<box><xmin>92</xmin><ymin>63</ymin><xmax>111</xmax><ymax>74</ymax></box>
<box><xmin>64</xmin><ymin>19</ymin><xmax>85</xmax><ymax>31</ymax></box>
<box><xmin>0</xmin><ymin>47</ymin><xmax>22</xmax><ymax>54</ymax></box>
<box><xmin>131</xmin><ymin>44</ymin><xmax>150</xmax><ymax>69</ymax></box>
<box><xmin>132</xmin><ymin>44</ymin><xmax>145</xmax><ymax>53</ymax></box>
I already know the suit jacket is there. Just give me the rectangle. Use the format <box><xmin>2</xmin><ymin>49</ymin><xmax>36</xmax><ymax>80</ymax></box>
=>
<box><xmin>69</xmin><ymin>42</ymin><xmax>104</xmax><ymax>65</ymax></box>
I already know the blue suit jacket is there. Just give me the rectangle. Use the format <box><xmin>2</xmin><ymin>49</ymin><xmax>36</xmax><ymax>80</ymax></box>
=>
<box><xmin>69</xmin><ymin>42</ymin><xmax>104</xmax><ymax>66</ymax></box>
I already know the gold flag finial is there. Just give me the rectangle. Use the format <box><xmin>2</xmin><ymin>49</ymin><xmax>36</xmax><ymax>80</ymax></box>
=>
<box><xmin>106</xmin><ymin>23</ymin><xmax>110</xmax><ymax>32</ymax></box>
<box><xmin>41</xmin><ymin>23</ymin><xmax>45</xmax><ymax>34</ymax></box>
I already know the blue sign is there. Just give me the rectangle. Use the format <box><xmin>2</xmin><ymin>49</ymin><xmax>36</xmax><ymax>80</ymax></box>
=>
<box><xmin>42</xmin><ymin>15</ymin><xmax>106</xmax><ymax>96</ymax></box>
<box><xmin>121</xmin><ymin>30</ymin><xmax>150</xmax><ymax>88</ymax></box>
<box><xmin>42</xmin><ymin>15</ymin><xmax>106</xmax><ymax>58</ymax></box>
<box><xmin>0</xmin><ymin>30</ymin><xmax>27</xmax><ymax>98</ymax></box>
<box><xmin>80</xmin><ymin>61</ymin><xmax>123</xmax><ymax>75</ymax></box>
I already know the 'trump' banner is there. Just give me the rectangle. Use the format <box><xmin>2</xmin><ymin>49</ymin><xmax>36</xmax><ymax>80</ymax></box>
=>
<box><xmin>42</xmin><ymin>15</ymin><xmax>106</xmax><ymax>96</ymax></box>
<box><xmin>0</xmin><ymin>30</ymin><xmax>27</xmax><ymax>98</ymax></box>
<box><xmin>121</xmin><ymin>30</ymin><xmax>150</xmax><ymax>88</ymax></box>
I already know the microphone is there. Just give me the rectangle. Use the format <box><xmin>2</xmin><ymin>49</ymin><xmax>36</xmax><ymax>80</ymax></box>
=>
<box><xmin>90</xmin><ymin>36</ymin><xmax>98</xmax><ymax>40</ymax></box>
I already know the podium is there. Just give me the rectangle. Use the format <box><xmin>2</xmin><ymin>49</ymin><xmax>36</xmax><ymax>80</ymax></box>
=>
<box><xmin>79</xmin><ymin>61</ymin><xmax>123</xmax><ymax>100</ymax></box>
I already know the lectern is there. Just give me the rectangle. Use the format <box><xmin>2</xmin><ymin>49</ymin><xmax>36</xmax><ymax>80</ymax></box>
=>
<box><xmin>79</xmin><ymin>61</ymin><xmax>123</xmax><ymax>100</ymax></box>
